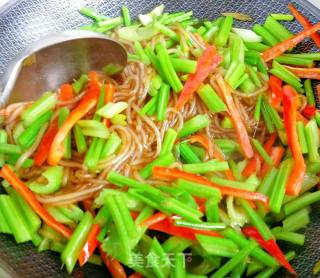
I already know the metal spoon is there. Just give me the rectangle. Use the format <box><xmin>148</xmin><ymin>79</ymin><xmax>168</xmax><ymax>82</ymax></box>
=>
<box><xmin>0</xmin><ymin>30</ymin><xmax>128</xmax><ymax>106</ymax></box>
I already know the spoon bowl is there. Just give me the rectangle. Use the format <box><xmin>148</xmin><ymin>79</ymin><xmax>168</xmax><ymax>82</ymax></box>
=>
<box><xmin>0</xmin><ymin>30</ymin><xmax>127</xmax><ymax>106</ymax></box>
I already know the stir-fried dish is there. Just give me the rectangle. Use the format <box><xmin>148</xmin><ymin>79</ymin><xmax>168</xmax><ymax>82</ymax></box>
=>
<box><xmin>0</xmin><ymin>3</ymin><xmax>320</xmax><ymax>277</ymax></box>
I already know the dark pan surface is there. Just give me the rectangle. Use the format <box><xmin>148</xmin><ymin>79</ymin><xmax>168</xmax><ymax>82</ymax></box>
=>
<box><xmin>0</xmin><ymin>0</ymin><xmax>319</xmax><ymax>277</ymax></box>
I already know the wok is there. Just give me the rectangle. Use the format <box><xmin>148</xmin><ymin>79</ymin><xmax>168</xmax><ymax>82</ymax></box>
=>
<box><xmin>0</xmin><ymin>0</ymin><xmax>319</xmax><ymax>277</ymax></box>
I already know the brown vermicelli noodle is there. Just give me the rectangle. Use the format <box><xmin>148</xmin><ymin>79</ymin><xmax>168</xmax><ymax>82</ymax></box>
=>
<box><xmin>0</xmin><ymin>27</ymin><xmax>269</xmax><ymax>207</ymax></box>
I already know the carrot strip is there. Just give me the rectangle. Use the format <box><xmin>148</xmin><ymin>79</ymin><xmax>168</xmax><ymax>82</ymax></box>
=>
<box><xmin>129</xmin><ymin>273</ymin><xmax>144</xmax><ymax>278</ymax></box>
<box><xmin>176</xmin><ymin>46</ymin><xmax>222</xmax><ymax>109</ymax></box>
<box><xmin>0</xmin><ymin>165</ymin><xmax>72</xmax><ymax>238</ymax></box>
<box><xmin>288</xmin><ymin>3</ymin><xmax>320</xmax><ymax>47</ymax></box>
<box><xmin>283</xmin><ymin>85</ymin><xmax>306</xmax><ymax>195</ymax></box>
<box><xmin>99</xmin><ymin>246</ymin><xmax>127</xmax><ymax>278</ymax></box>
<box><xmin>33</xmin><ymin>119</ymin><xmax>58</xmax><ymax>166</ymax></box>
<box><xmin>48</xmin><ymin>74</ymin><xmax>100</xmax><ymax>165</ymax></box>
<box><xmin>242</xmin><ymin>153</ymin><xmax>261</xmax><ymax>178</ymax></box>
<box><xmin>216</xmin><ymin>75</ymin><xmax>254</xmax><ymax>159</ymax></box>
<box><xmin>284</xmin><ymin>65</ymin><xmax>320</xmax><ymax>80</ymax></box>
<box><xmin>140</xmin><ymin>211</ymin><xmax>167</xmax><ymax>228</ymax></box>
<box><xmin>103</xmin><ymin>83</ymin><xmax>115</xmax><ymax>127</ymax></box>
<box><xmin>152</xmin><ymin>166</ymin><xmax>269</xmax><ymax>205</ymax></box>
<box><xmin>78</xmin><ymin>224</ymin><xmax>101</xmax><ymax>266</ymax></box>
<box><xmin>261</xmin><ymin>146</ymin><xmax>285</xmax><ymax>177</ymax></box>
<box><xmin>262</xmin><ymin>22</ymin><xmax>320</xmax><ymax>62</ymax></box>
<box><xmin>59</xmin><ymin>83</ymin><xmax>74</xmax><ymax>101</ymax></box>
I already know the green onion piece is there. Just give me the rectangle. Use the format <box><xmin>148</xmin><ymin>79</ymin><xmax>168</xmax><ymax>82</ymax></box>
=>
<box><xmin>156</xmin><ymin>44</ymin><xmax>183</xmax><ymax>93</ymax></box>
<box><xmin>264</xmin><ymin>16</ymin><xmax>293</xmax><ymax>42</ymax></box>
<box><xmin>72</xmin><ymin>74</ymin><xmax>88</xmax><ymax>94</ymax></box>
<box><xmin>57</xmin><ymin>108</ymin><xmax>71</xmax><ymax>159</ymax></box>
<box><xmin>80</xmin><ymin>23</ymin><xmax>98</xmax><ymax>31</ymax></box>
<box><xmin>229</xmin><ymin>160</ymin><xmax>242</xmax><ymax>181</ymax></box>
<box><xmin>107</xmin><ymin>171</ymin><xmax>160</xmax><ymax>195</ymax></box>
<box><xmin>252</xmin><ymin>24</ymin><xmax>279</xmax><ymax>46</ymax></box>
<box><xmin>46</xmin><ymin>206</ymin><xmax>74</xmax><ymax>225</ymax></box>
<box><xmin>61</xmin><ymin>212</ymin><xmax>93</xmax><ymax>273</ymax></box>
<box><xmin>284</xmin><ymin>191</ymin><xmax>320</xmax><ymax>216</ymax></box>
<box><xmin>215</xmin><ymin>16</ymin><xmax>233</xmax><ymax>47</ymax></box>
<box><xmin>157</xmin><ymin>83</ymin><xmax>170</xmax><ymax>121</ymax></box>
<box><xmin>261</xmin><ymin>99</ymin><xmax>275</xmax><ymax>133</ymax></box>
<box><xmin>257</xmin><ymin>167</ymin><xmax>278</xmax><ymax>196</ymax></box>
<box><xmin>18</xmin><ymin>110</ymin><xmax>53</xmax><ymax>149</ymax></box>
<box><xmin>135</xmin><ymin>206</ymin><xmax>154</xmax><ymax>225</ymax></box>
<box><xmin>247</xmin><ymin>65</ymin><xmax>262</xmax><ymax>87</ymax></box>
<box><xmin>93</xmin><ymin>84</ymin><xmax>106</xmax><ymax>122</ymax></box>
<box><xmin>162</xmin><ymin>197</ymin><xmax>202</xmax><ymax>223</ymax></box>
<box><xmin>0</xmin><ymin>143</ymin><xmax>22</xmax><ymax>155</ymax></box>
<box><xmin>225</xmin><ymin>62</ymin><xmax>246</xmax><ymax>89</ymax></box>
<box><xmin>247</xmin><ymin>260</ymin><xmax>265</xmax><ymax>276</ymax></box>
<box><xmin>230</xmin><ymin>259</ymin><xmax>246</xmax><ymax>278</ymax></box>
<box><xmin>96</xmin><ymin>102</ymin><xmax>128</xmax><ymax>119</ymax></box>
<box><xmin>296</xmin><ymin>121</ymin><xmax>308</xmax><ymax>154</ymax></box>
<box><xmin>196</xmin><ymin>26</ymin><xmax>207</xmax><ymax>36</ymax></box>
<box><xmin>221</xmin><ymin>228</ymin><xmax>278</xmax><ymax>267</ymax></box>
<box><xmin>162</xmin><ymin>236</ymin><xmax>193</xmax><ymax>254</ymax></box>
<box><xmin>79</xmin><ymin>7</ymin><xmax>108</xmax><ymax>21</ymax></box>
<box><xmin>211</xmin><ymin>241</ymin><xmax>257</xmax><ymax>278</ymax></box>
<box><xmin>270</xmin><ymin>61</ymin><xmax>303</xmax><ymax>93</ymax></box>
<box><xmin>59</xmin><ymin>205</ymin><xmax>84</xmax><ymax>222</ymax></box>
<box><xmin>171</xmin><ymin>58</ymin><xmax>197</xmax><ymax>74</ymax></box>
<box><xmin>178</xmin><ymin>114</ymin><xmax>210</xmax><ymax>138</ymax></box>
<box><xmin>7</xmin><ymin>187</ymin><xmax>41</xmax><ymax>234</ymax></box>
<box><xmin>139</xmin><ymin>95</ymin><xmax>158</xmax><ymax>116</ymax></box>
<box><xmin>239</xmin><ymin>77</ymin><xmax>256</xmax><ymax>93</ymax></box>
<box><xmin>160</xmin><ymin>128</ymin><xmax>177</xmax><ymax>156</ymax></box>
<box><xmin>203</xmin><ymin>26</ymin><xmax>219</xmax><ymax>42</ymax></box>
<box><xmin>196</xmin><ymin>234</ymin><xmax>239</xmax><ymax>257</ymax></box>
<box><xmin>179</xmin><ymin>142</ymin><xmax>201</xmax><ymax>163</ymax></box>
<box><xmin>271</xmin><ymin>13</ymin><xmax>294</xmax><ymax>21</ymax></box>
<box><xmin>244</xmin><ymin>42</ymin><xmax>270</xmax><ymax>52</ymax></box>
<box><xmin>282</xmin><ymin>53</ymin><xmax>320</xmax><ymax>60</ymax></box>
<box><xmin>100</xmin><ymin>131</ymin><xmax>121</xmax><ymax>160</ymax></box>
<box><xmin>139</xmin><ymin>152</ymin><xmax>175</xmax><ymax>179</ymax></box>
<box><xmin>0</xmin><ymin>195</ymin><xmax>32</xmax><ymax>242</ymax></box>
<box><xmin>197</xmin><ymin>84</ymin><xmax>227</xmax><ymax>113</ymax></box>
<box><xmin>205</xmin><ymin>196</ymin><xmax>220</xmax><ymax>222</ymax></box>
<box><xmin>211</xmin><ymin>176</ymin><xmax>257</xmax><ymax>192</ymax></box>
<box><xmin>215</xmin><ymin>139</ymin><xmax>239</xmax><ymax>155</ymax></box>
<box><xmin>119</xmin><ymin>25</ymin><xmax>159</xmax><ymax>42</ymax></box>
<box><xmin>183</xmin><ymin>160</ymin><xmax>229</xmax><ymax>174</ymax></box>
<box><xmin>304</xmin><ymin>79</ymin><xmax>315</xmax><ymax>106</ymax></box>
<box><xmin>29</xmin><ymin>166</ymin><xmax>63</xmax><ymax>194</ymax></box>
<box><xmin>175</xmin><ymin>178</ymin><xmax>221</xmax><ymax>199</ymax></box>
<box><xmin>282</xmin><ymin>207</ymin><xmax>310</xmax><ymax>232</ymax></box>
<box><xmin>114</xmin><ymin>194</ymin><xmax>137</xmax><ymax>239</ymax></box>
<box><xmin>221</xmin><ymin>116</ymin><xmax>233</xmax><ymax>129</ymax></box>
<box><xmin>257</xmin><ymin>58</ymin><xmax>269</xmax><ymax>76</ymax></box>
<box><xmin>154</xmin><ymin>21</ymin><xmax>180</xmax><ymax>41</ymax></box>
<box><xmin>144</xmin><ymin>46</ymin><xmax>167</xmax><ymax>81</ymax></box>
<box><xmin>251</xmin><ymin>138</ymin><xmax>273</xmax><ymax>165</ymax></box>
<box><xmin>147</xmin><ymin>238</ymin><xmax>169</xmax><ymax>278</ymax></box>
<box><xmin>275</xmin><ymin>56</ymin><xmax>313</xmax><ymax>67</ymax></box>
<box><xmin>189</xmin><ymin>145</ymin><xmax>206</xmax><ymax>160</ymax></box>
<box><xmin>0</xmin><ymin>130</ymin><xmax>7</xmax><ymax>166</ymax></box>
<box><xmin>175</xmin><ymin>220</ymin><xmax>226</xmax><ymax>231</ymax></box>
<box><xmin>77</xmin><ymin>120</ymin><xmax>110</xmax><ymax>139</ymax></box>
<box><xmin>240</xmin><ymin>199</ymin><xmax>273</xmax><ymax>240</ymax></box>
<box><xmin>84</xmin><ymin>138</ymin><xmax>105</xmax><ymax>172</ymax></box>
<box><xmin>134</xmin><ymin>41</ymin><xmax>151</xmax><ymax>65</ymax></box>
<box><xmin>104</xmin><ymin>195</ymin><xmax>131</xmax><ymax>263</ymax></box>
<box><xmin>21</xmin><ymin>92</ymin><xmax>57</xmax><ymax>126</ymax></box>
<box><xmin>272</xmin><ymin>230</ymin><xmax>305</xmax><ymax>245</ymax></box>
<box><xmin>171</xmin><ymin>253</ymin><xmax>186</xmax><ymax>278</ymax></box>
<box><xmin>254</xmin><ymin>94</ymin><xmax>263</xmax><ymax>122</ymax></box>
<box><xmin>73</xmin><ymin>124</ymin><xmax>87</xmax><ymax>154</ymax></box>
<box><xmin>149</xmin><ymin>74</ymin><xmax>162</xmax><ymax>95</ymax></box>
<box><xmin>96</xmin><ymin>17</ymin><xmax>123</xmax><ymax>32</ymax></box>
<box><xmin>269</xmin><ymin>159</ymin><xmax>293</xmax><ymax>214</ymax></box>
<box><xmin>305</xmin><ymin>119</ymin><xmax>320</xmax><ymax>162</ymax></box>
<box><xmin>230</xmin><ymin>34</ymin><xmax>245</xmax><ymax>63</ymax></box>
<box><xmin>121</xmin><ymin>6</ymin><xmax>131</xmax><ymax>26</ymax></box>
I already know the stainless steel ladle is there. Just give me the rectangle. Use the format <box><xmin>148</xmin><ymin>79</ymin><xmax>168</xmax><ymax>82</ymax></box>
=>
<box><xmin>0</xmin><ymin>30</ymin><xmax>128</xmax><ymax>106</ymax></box>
